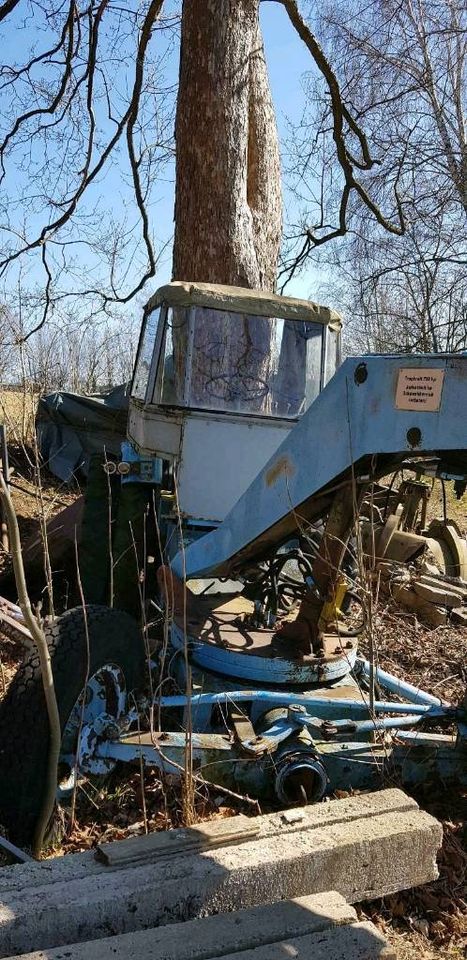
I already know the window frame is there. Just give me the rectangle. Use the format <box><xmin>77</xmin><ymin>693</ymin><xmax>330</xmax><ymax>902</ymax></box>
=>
<box><xmin>131</xmin><ymin>300</ymin><xmax>341</xmax><ymax>415</ymax></box>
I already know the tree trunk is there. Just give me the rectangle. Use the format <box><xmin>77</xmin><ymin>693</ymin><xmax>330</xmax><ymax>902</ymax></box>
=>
<box><xmin>172</xmin><ymin>0</ymin><xmax>282</xmax><ymax>292</ymax></box>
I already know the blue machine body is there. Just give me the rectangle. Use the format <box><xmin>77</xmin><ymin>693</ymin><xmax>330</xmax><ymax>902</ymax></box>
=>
<box><xmin>67</xmin><ymin>352</ymin><xmax>467</xmax><ymax>804</ymax></box>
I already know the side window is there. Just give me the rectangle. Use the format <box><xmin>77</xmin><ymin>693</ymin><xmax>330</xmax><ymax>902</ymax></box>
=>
<box><xmin>131</xmin><ymin>308</ymin><xmax>160</xmax><ymax>401</ymax></box>
<box><xmin>274</xmin><ymin>320</ymin><xmax>323</xmax><ymax>416</ymax></box>
<box><xmin>324</xmin><ymin>327</ymin><xmax>340</xmax><ymax>385</ymax></box>
<box><xmin>159</xmin><ymin>307</ymin><xmax>187</xmax><ymax>404</ymax></box>
<box><xmin>304</xmin><ymin>324</ymin><xmax>323</xmax><ymax>408</ymax></box>
<box><xmin>152</xmin><ymin>306</ymin><xmax>189</xmax><ymax>405</ymax></box>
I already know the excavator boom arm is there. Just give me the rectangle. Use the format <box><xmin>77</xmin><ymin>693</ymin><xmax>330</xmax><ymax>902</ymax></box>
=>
<box><xmin>172</xmin><ymin>354</ymin><xmax>467</xmax><ymax>580</ymax></box>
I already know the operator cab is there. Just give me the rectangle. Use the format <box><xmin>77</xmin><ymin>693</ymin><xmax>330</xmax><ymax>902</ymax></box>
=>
<box><xmin>128</xmin><ymin>282</ymin><xmax>342</xmax><ymax>525</ymax></box>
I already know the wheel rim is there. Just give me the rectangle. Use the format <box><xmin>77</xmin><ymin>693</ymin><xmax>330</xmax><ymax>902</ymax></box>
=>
<box><xmin>58</xmin><ymin>663</ymin><xmax>127</xmax><ymax>797</ymax></box>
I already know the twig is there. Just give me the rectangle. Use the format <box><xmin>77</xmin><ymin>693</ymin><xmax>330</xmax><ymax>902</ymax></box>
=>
<box><xmin>276</xmin><ymin>0</ymin><xmax>405</xmax><ymax>252</ymax></box>
<box><xmin>69</xmin><ymin>530</ymin><xmax>91</xmax><ymax>832</ymax></box>
<box><xmin>173</xmin><ymin>472</ymin><xmax>195</xmax><ymax>826</ymax></box>
<box><xmin>104</xmin><ymin>451</ymin><xmax>114</xmax><ymax>608</ymax></box>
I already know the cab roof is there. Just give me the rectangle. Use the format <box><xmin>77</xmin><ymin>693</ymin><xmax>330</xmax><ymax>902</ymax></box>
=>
<box><xmin>145</xmin><ymin>281</ymin><xmax>342</xmax><ymax>331</ymax></box>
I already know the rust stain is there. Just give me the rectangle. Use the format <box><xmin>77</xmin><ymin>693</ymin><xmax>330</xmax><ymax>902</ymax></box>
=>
<box><xmin>265</xmin><ymin>455</ymin><xmax>295</xmax><ymax>487</ymax></box>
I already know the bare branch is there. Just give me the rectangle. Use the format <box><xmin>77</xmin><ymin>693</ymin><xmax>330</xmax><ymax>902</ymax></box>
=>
<box><xmin>0</xmin><ymin>0</ymin><xmax>20</xmax><ymax>23</ymax></box>
<box><xmin>0</xmin><ymin>1</ymin><xmax>77</xmax><ymax>180</ymax></box>
<box><xmin>122</xmin><ymin>0</ymin><xmax>165</xmax><ymax>302</ymax></box>
<box><xmin>275</xmin><ymin>0</ymin><xmax>405</xmax><ymax>260</ymax></box>
<box><xmin>0</xmin><ymin>0</ymin><xmax>167</xmax><ymax>329</ymax></box>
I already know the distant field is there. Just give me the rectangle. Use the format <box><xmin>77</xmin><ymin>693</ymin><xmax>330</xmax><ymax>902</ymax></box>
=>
<box><xmin>0</xmin><ymin>387</ymin><xmax>38</xmax><ymax>442</ymax></box>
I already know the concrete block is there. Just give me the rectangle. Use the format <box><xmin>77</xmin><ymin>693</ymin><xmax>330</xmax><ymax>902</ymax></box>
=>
<box><xmin>215</xmin><ymin>923</ymin><xmax>396</xmax><ymax>960</ymax></box>
<box><xmin>10</xmin><ymin>895</ymin><xmax>395</xmax><ymax>960</ymax></box>
<box><xmin>0</xmin><ymin>789</ymin><xmax>439</xmax><ymax>957</ymax></box>
<box><xmin>0</xmin><ymin>787</ymin><xmax>425</xmax><ymax>895</ymax></box>
<box><xmin>10</xmin><ymin>892</ymin><xmax>357</xmax><ymax>960</ymax></box>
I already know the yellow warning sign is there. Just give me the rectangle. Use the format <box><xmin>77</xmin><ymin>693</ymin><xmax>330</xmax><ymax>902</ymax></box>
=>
<box><xmin>395</xmin><ymin>368</ymin><xmax>444</xmax><ymax>411</ymax></box>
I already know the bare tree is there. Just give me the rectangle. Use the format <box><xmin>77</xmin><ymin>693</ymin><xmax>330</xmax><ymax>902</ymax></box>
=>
<box><xmin>0</xmin><ymin>298</ymin><xmax>138</xmax><ymax>394</ymax></box>
<box><xmin>338</xmin><ymin>240</ymin><xmax>467</xmax><ymax>356</ymax></box>
<box><xmin>0</xmin><ymin>2</ymin><xmax>176</xmax><ymax>337</ymax></box>
<box><xmin>0</xmin><ymin>0</ymin><xmax>407</xmax><ymax>345</ymax></box>
<box><xmin>291</xmin><ymin>0</ymin><xmax>466</xmax><ymax>351</ymax></box>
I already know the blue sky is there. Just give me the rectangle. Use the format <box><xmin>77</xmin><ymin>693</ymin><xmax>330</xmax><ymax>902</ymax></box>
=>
<box><xmin>0</xmin><ymin>3</ymin><xmax>326</xmax><ymax>329</ymax></box>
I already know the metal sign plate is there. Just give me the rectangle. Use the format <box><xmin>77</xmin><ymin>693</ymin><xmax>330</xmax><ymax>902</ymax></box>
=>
<box><xmin>395</xmin><ymin>368</ymin><xmax>445</xmax><ymax>411</ymax></box>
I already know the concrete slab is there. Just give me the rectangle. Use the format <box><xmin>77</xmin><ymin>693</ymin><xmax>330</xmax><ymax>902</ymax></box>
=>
<box><xmin>10</xmin><ymin>892</ymin><xmax>357</xmax><ymax>960</ymax></box>
<box><xmin>0</xmin><ymin>788</ymin><xmax>421</xmax><ymax>894</ymax></box>
<box><xmin>10</xmin><ymin>895</ymin><xmax>395</xmax><ymax>960</ymax></box>
<box><xmin>0</xmin><ymin>789</ymin><xmax>438</xmax><ymax>957</ymax></box>
<box><xmin>213</xmin><ymin>923</ymin><xmax>395</xmax><ymax>960</ymax></box>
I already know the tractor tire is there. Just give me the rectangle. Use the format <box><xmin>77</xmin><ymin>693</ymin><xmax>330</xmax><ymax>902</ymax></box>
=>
<box><xmin>0</xmin><ymin>605</ymin><xmax>146</xmax><ymax>848</ymax></box>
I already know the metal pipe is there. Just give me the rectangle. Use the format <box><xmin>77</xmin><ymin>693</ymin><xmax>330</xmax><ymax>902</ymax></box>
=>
<box><xmin>156</xmin><ymin>690</ymin><xmax>448</xmax><ymax>716</ymax></box>
<box><xmin>275</xmin><ymin>748</ymin><xmax>328</xmax><ymax>804</ymax></box>
<box><xmin>358</xmin><ymin>658</ymin><xmax>445</xmax><ymax>707</ymax></box>
<box><xmin>295</xmin><ymin>713</ymin><xmax>424</xmax><ymax>735</ymax></box>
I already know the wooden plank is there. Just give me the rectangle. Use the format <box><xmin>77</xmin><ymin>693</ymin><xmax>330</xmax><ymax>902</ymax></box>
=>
<box><xmin>96</xmin><ymin>814</ymin><xmax>260</xmax><ymax>866</ymax></box>
<box><xmin>0</xmin><ymin>834</ymin><xmax>33</xmax><ymax>864</ymax></box>
<box><xmin>0</xmin><ymin>608</ymin><xmax>32</xmax><ymax>643</ymax></box>
<box><xmin>412</xmin><ymin>580</ymin><xmax>465</xmax><ymax>608</ymax></box>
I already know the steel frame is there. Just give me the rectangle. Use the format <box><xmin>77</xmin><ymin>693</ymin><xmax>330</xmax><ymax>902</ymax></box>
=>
<box><xmin>74</xmin><ymin>654</ymin><xmax>467</xmax><ymax>802</ymax></box>
<box><xmin>73</xmin><ymin>351</ymin><xmax>467</xmax><ymax>805</ymax></box>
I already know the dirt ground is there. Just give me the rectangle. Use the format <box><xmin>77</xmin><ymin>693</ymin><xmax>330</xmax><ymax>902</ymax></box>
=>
<box><xmin>0</xmin><ymin>389</ymin><xmax>466</xmax><ymax>959</ymax></box>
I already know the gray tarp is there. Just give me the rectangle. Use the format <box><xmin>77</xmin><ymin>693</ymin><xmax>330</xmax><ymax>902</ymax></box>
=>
<box><xmin>36</xmin><ymin>384</ymin><xmax>129</xmax><ymax>482</ymax></box>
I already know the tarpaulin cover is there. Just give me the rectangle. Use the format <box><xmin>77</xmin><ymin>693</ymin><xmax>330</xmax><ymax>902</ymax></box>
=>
<box><xmin>36</xmin><ymin>384</ymin><xmax>129</xmax><ymax>482</ymax></box>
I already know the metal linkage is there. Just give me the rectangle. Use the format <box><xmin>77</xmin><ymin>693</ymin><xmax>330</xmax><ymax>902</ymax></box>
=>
<box><xmin>77</xmin><ymin>659</ymin><xmax>465</xmax><ymax>802</ymax></box>
<box><xmin>153</xmin><ymin>689</ymin><xmax>457</xmax><ymax>720</ymax></box>
<box><xmin>283</xmin><ymin>709</ymin><xmax>431</xmax><ymax>737</ymax></box>
<box><xmin>85</xmin><ymin>730</ymin><xmax>233</xmax><ymax>777</ymax></box>
<box><xmin>85</xmin><ymin>705</ymin><xmax>466</xmax><ymax>800</ymax></box>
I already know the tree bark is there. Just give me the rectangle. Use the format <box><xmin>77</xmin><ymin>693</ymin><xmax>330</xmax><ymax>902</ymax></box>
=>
<box><xmin>172</xmin><ymin>0</ymin><xmax>282</xmax><ymax>292</ymax></box>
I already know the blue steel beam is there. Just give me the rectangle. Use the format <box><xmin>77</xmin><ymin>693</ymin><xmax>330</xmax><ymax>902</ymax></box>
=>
<box><xmin>357</xmin><ymin>658</ymin><xmax>446</xmax><ymax>707</ymax></box>
<box><xmin>90</xmin><ymin>723</ymin><xmax>466</xmax><ymax>794</ymax></box>
<box><xmin>156</xmin><ymin>689</ymin><xmax>457</xmax><ymax>718</ymax></box>
<box><xmin>171</xmin><ymin>355</ymin><xmax>466</xmax><ymax>579</ymax></box>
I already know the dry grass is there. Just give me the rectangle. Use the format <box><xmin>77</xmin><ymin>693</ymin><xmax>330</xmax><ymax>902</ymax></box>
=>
<box><xmin>0</xmin><ymin>388</ymin><xmax>38</xmax><ymax>445</ymax></box>
<box><xmin>383</xmin><ymin>926</ymin><xmax>465</xmax><ymax>960</ymax></box>
<box><xmin>427</xmin><ymin>483</ymin><xmax>466</xmax><ymax>534</ymax></box>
